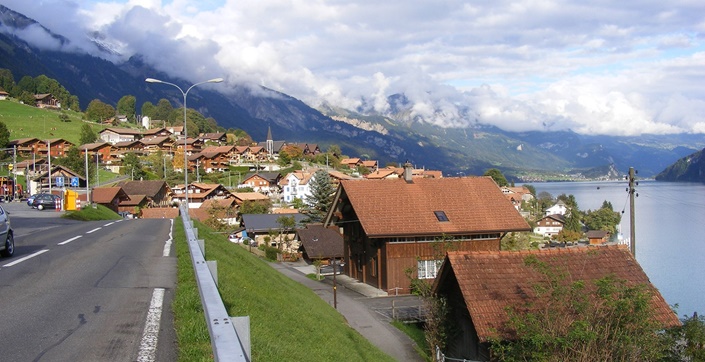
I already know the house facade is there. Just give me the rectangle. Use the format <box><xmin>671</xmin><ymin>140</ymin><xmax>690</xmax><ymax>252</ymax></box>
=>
<box><xmin>534</xmin><ymin>214</ymin><xmax>565</xmax><ymax>237</ymax></box>
<box><xmin>324</xmin><ymin>172</ymin><xmax>531</xmax><ymax>294</ymax></box>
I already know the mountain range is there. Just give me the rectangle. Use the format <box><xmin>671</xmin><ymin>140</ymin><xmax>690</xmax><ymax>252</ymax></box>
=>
<box><xmin>2</xmin><ymin>4</ymin><xmax>704</xmax><ymax>180</ymax></box>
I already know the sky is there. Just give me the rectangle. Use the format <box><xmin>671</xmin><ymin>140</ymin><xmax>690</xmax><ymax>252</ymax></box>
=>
<box><xmin>2</xmin><ymin>0</ymin><xmax>704</xmax><ymax>136</ymax></box>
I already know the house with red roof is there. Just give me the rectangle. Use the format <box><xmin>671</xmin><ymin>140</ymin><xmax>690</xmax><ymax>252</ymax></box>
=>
<box><xmin>432</xmin><ymin>246</ymin><xmax>680</xmax><ymax>360</ymax></box>
<box><xmin>91</xmin><ymin>187</ymin><xmax>130</xmax><ymax>213</ymax></box>
<box><xmin>324</xmin><ymin>164</ymin><xmax>531</xmax><ymax>294</ymax></box>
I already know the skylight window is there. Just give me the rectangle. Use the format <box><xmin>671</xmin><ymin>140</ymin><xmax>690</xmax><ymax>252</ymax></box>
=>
<box><xmin>434</xmin><ymin>211</ymin><xmax>449</xmax><ymax>222</ymax></box>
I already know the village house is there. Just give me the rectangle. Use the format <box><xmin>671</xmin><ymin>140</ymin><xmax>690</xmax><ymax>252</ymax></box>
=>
<box><xmin>534</xmin><ymin>214</ymin><xmax>565</xmax><ymax>237</ymax></box>
<box><xmin>241</xmin><ymin>213</ymin><xmax>308</xmax><ymax>252</ymax></box>
<box><xmin>115</xmin><ymin>180</ymin><xmax>172</xmax><ymax>208</ymax></box>
<box><xmin>280</xmin><ymin>169</ymin><xmax>354</xmax><ymax>204</ymax></box>
<box><xmin>8</xmin><ymin>138</ymin><xmax>43</xmax><ymax>156</ymax></box>
<box><xmin>173</xmin><ymin>182</ymin><xmax>232</xmax><ymax>208</ymax></box>
<box><xmin>99</xmin><ymin>128</ymin><xmax>143</xmax><ymax>144</ymax></box>
<box><xmin>41</xmin><ymin>138</ymin><xmax>74</xmax><ymax>157</ymax></box>
<box><xmin>0</xmin><ymin>90</ymin><xmax>9</xmax><ymax>100</ymax></box>
<box><xmin>34</xmin><ymin>93</ymin><xmax>60</xmax><ymax>108</ymax></box>
<box><xmin>29</xmin><ymin>165</ymin><xmax>86</xmax><ymax>195</ymax></box>
<box><xmin>91</xmin><ymin>187</ymin><xmax>130</xmax><ymax>213</ymax></box>
<box><xmin>240</xmin><ymin>172</ymin><xmax>282</xmax><ymax>194</ymax></box>
<box><xmin>296</xmin><ymin>224</ymin><xmax>344</xmax><ymax>265</ymax></box>
<box><xmin>432</xmin><ymin>246</ymin><xmax>680</xmax><ymax>361</ymax></box>
<box><xmin>324</xmin><ymin>165</ymin><xmax>531</xmax><ymax>294</ymax></box>
<box><xmin>80</xmin><ymin>142</ymin><xmax>115</xmax><ymax>163</ymax></box>
<box><xmin>586</xmin><ymin>229</ymin><xmax>610</xmax><ymax>244</ymax></box>
<box><xmin>198</xmin><ymin>132</ymin><xmax>227</xmax><ymax>145</ymax></box>
<box><xmin>545</xmin><ymin>200</ymin><xmax>568</xmax><ymax>216</ymax></box>
<box><xmin>189</xmin><ymin>197</ymin><xmax>238</xmax><ymax>225</ymax></box>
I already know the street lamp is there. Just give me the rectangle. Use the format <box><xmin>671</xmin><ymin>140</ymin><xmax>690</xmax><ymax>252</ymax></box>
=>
<box><xmin>145</xmin><ymin>77</ymin><xmax>223</xmax><ymax>210</ymax></box>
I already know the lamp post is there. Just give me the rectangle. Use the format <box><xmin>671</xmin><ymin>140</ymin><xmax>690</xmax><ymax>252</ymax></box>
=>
<box><xmin>145</xmin><ymin>77</ymin><xmax>223</xmax><ymax>210</ymax></box>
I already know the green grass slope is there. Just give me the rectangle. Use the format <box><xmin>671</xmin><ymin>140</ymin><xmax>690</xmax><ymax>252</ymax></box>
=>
<box><xmin>173</xmin><ymin>221</ymin><xmax>395</xmax><ymax>361</ymax></box>
<box><xmin>0</xmin><ymin>99</ymin><xmax>104</xmax><ymax>145</ymax></box>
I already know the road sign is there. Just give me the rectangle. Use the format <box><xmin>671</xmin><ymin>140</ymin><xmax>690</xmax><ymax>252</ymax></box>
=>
<box><xmin>70</xmin><ymin>177</ymin><xmax>79</xmax><ymax>187</ymax></box>
<box><xmin>56</xmin><ymin>176</ymin><xmax>64</xmax><ymax>187</ymax></box>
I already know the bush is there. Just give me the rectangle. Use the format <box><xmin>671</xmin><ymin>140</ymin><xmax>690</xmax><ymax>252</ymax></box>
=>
<box><xmin>264</xmin><ymin>246</ymin><xmax>280</xmax><ymax>261</ymax></box>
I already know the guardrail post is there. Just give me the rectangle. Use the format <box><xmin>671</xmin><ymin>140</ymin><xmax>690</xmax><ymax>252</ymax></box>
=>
<box><xmin>198</xmin><ymin>239</ymin><xmax>205</xmax><ymax>256</ymax></box>
<box><xmin>207</xmin><ymin>260</ymin><xmax>218</xmax><ymax>285</ymax></box>
<box><xmin>232</xmin><ymin>316</ymin><xmax>251</xmax><ymax>360</ymax></box>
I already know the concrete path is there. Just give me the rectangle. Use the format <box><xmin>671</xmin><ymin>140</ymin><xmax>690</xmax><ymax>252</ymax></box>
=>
<box><xmin>269</xmin><ymin>262</ymin><xmax>423</xmax><ymax>362</ymax></box>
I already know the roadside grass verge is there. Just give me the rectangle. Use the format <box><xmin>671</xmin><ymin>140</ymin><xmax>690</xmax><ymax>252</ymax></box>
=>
<box><xmin>62</xmin><ymin>204</ymin><xmax>122</xmax><ymax>221</ymax></box>
<box><xmin>392</xmin><ymin>320</ymin><xmax>431</xmax><ymax>361</ymax></box>
<box><xmin>173</xmin><ymin>220</ymin><xmax>395</xmax><ymax>361</ymax></box>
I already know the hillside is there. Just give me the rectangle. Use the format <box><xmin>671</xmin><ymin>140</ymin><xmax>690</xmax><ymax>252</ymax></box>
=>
<box><xmin>0</xmin><ymin>100</ymin><xmax>98</xmax><ymax>145</ymax></box>
<box><xmin>2</xmin><ymin>4</ymin><xmax>705</xmax><ymax>179</ymax></box>
<box><xmin>655</xmin><ymin>148</ymin><xmax>705</xmax><ymax>182</ymax></box>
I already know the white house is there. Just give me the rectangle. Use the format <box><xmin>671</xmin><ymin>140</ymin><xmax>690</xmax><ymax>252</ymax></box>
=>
<box><xmin>545</xmin><ymin>200</ymin><xmax>568</xmax><ymax>216</ymax></box>
<box><xmin>534</xmin><ymin>214</ymin><xmax>565</xmax><ymax>237</ymax></box>
<box><xmin>281</xmin><ymin>171</ymin><xmax>313</xmax><ymax>203</ymax></box>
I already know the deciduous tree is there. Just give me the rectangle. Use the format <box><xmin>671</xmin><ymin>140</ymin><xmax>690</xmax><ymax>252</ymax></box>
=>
<box><xmin>484</xmin><ymin>168</ymin><xmax>508</xmax><ymax>187</ymax></box>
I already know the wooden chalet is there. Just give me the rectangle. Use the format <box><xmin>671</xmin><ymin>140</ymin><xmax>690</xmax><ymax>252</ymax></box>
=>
<box><xmin>141</xmin><ymin>136</ymin><xmax>175</xmax><ymax>154</ymax></box>
<box><xmin>432</xmin><ymin>246</ymin><xmax>680</xmax><ymax>360</ymax></box>
<box><xmin>324</xmin><ymin>167</ymin><xmax>531</xmax><ymax>294</ymax></box>
<box><xmin>8</xmin><ymin>138</ymin><xmax>43</xmax><ymax>156</ymax></box>
<box><xmin>340</xmin><ymin>158</ymin><xmax>362</xmax><ymax>168</ymax></box>
<box><xmin>115</xmin><ymin>180</ymin><xmax>172</xmax><ymax>207</ymax></box>
<box><xmin>80</xmin><ymin>142</ymin><xmax>114</xmax><ymax>162</ymax></box>
<box><xmin>241</xmin><ymin>172</ymin><xmax>282</xmax><ymax>194</ymax></box>
<box><xmin>29</xmin><ymin>165</ymin><xmax>86</xmax><ymax>194</ymax></box>
<box><xmin>296</xmin><ymin>224</ymin><xmax>344</xmax><ymax>264</ymax></box>
<box><xmin>91</xmin><ymin>187</ymin><xmax>130</xmax><ymax>213</ymax></box>
<box><xmin>34</xmin><ymin>93</ymin><xmax>59</xmax><ymax>108</ymax></box>
<box><xmin>198</xmin><ymin>132</ymin><xmax>227</xmax><ymax>145</ymax></box>
<box><xmin>143</xmin><ymin>127</ymin><xmax>172</xmax><ymax>138</ymax></box>
<box><xmin>586</xmin><ymin>229</ymin><xmax>610</xmax><ymax>244</ymax></box>
<box><xmin>534</xmin><ymin>214</ymin><xmax>565</xmax><ymax>237</ymax></box>
<box><xmin>42</xmin><ymin>138</ymin><xmax>74</xmax><ymax>157</ymax></box>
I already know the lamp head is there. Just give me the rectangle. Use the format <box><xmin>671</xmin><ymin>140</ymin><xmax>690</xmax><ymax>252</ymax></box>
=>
<box><xmin>145</xmin><ymin>78</ymin><xmax>162</xmax><ymax>83</ymax></box>
<box><xmin>208</xmin><ymin>78</ymin><xmax>224</xmax><ymax>83</ymax></box>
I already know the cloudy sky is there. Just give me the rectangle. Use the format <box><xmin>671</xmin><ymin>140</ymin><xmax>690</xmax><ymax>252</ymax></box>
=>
<box><xmin>2</xmin><ymin>0</ymin><xmax>704</xmax><ymax>136</ymax></box>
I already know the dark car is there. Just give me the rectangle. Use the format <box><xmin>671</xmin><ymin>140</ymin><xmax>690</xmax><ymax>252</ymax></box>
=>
<box><xmin>31</xmin><ymin>194</ymin><xmax>62</xmax><ymax>210</ymax></box>
<box><xmin>0</xmin><ymin>205</ymin><xmax>13</xmax><ymax>257</ymax></box>
<box><xmin>27</xmin><ymin>193</ymin><xmax>42</xmax><ymax>207</ymax></box>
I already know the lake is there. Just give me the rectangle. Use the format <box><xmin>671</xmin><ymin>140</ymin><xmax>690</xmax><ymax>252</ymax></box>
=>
<box><xmin>530</xmin><ymin>180</ymin><xmax>705</xmax><ymax>317</ymax></box>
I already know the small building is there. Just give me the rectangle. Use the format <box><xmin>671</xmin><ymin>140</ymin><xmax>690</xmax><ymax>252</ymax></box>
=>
<box><xmin>586</xmin><ymin>229</ymin><xmax>610</xmax><ymax>245</ymax></box>
<box><xmin>99</xmin><ymin>127</ymin><xmax>143</xmax><ymax>144</ymax></box>
<box><xmin>241</xmin><ymin>172</ymin><xmax>282</xmax><ymax>194</ymax></box>
<box><xmin>545</xmin><ymin>200</ymin><xmax>568</xmax><ymax>216</ymax></box>
<box><xmin>34</xmin><ymin>93</ymin><xmax>60</xmax><ymax>108</ymax></box>
<box><xmin>296</xmin><ymin>224</ymin><xmax>344</xmax><ymax>264</ymax></box>
<box><xmin>91</xmin><ymin>187</ymin><xmax>130</xmax><ymax>213</ymax></box>
<box><xmin>241</xmin><ymin>213</ymin><xmax>308</xmax><ymax>252</ymax></box>
<box><xmin>324</xmin><ymin>167</ymin><xmax>531</xmax><ymax>294</ymax></box>
<box><xmin>432</xmin><ymin>246</ymin><xmax>680</xmax><ymax>361</ymax></box>
<box><xmin>115</xmin><ymin>180</ymin><xmax>172</xmax><ymax>208</ymax></box>
<box><xmin>534</xmin><ymin>214</ymin><xmax>565</xmax><ymax>237</ymax></box>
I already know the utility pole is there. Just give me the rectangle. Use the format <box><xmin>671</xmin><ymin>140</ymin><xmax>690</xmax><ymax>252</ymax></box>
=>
<box><xmin>627</xmin><ymin>167</ymin><xmax>638</xmax><ymax>256</ymax></box>
<box><xmin>85</xmin><ymin>149</ymin><xmax>90</xmax><ymax>204</ymax></box>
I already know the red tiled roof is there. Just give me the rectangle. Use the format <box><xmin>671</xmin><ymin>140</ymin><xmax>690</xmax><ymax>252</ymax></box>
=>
<box><xmin>435</xmin><ymin>246</ymin><xmax>680</xmax><ymax>342</ymax></box>
<box><xmin>141</xmin><ymin>207</ymin><xmax>180</xmax><ymax>219</ymax></box>
<box><xmin>338</xmin><ymin>177</ymin><xmax>530</xmax><ymax>237</ymax></box>
<box><xmin>91</xmin><ymin>187</ymin><xmax>126</xmax><ymax>203</ymax></box>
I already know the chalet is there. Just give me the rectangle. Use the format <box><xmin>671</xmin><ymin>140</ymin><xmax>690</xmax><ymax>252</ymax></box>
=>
<box><xmin>432</xmin><ymin>246</ymin><xmax>680</xmax><ymax>360</ymax></box>
<box><xmin>115</xmin><ymin>180</ymin><xmax>172</xmax><ymax>207</ymax></box>
<box><xmin>296</xmin><ymin>224</ymin><xmax>344</xmax><ymax>264</ymax></box>
<box><xmin>113</xmin><ymin>140</ymin><xmax>144</xmax><ymax>154</ymax></box>
<box><xmin>91</xmin><ymin>187</ymin><xmax>130</xmax><ymax>213</ymax></box>
<box><xmin>118</xmin><ymin>194</ymin><xmax>148</xmax><ymax>217</ymax></box>
<box><xmin>174</xmin><ymin>137</ymin><xmax>204</xmax><ymax>155</ymax></box>
<box><xmin>586</xmin><ymin>229</ymin><xmax>610</xmax><ymax>244</ymax></box>
<box><xmin>80</xmin><ymin>142</ymin><xmax>114</xmax><ymax>162</ymax></box>
<box><xmin>29</xmin><ymin>165</ymin><xmax>86</xmax><ymax>195</ymax></box>
<box><xmin>42</xmin><ymin>138</ymin><xmax>74</xmax><ymax>157</ymax></box>
<box><xmin>545</xmin><ymin>200</ymin><xmax>568</xmax><ymax>216</ymax></box>
<box><xmin>198</xmin><ymin>132</ymin><xmax>227</xmax><ymax>145</ymax></box>
<box><xmin>340</xmin><ymin>158</ymin><xmax>362</xmax><ymax>168</ymax></box>
<box><xmin>245</xmin><ymin>145</ymin><xmax>267</xmax><ymax>161</ymax></box>
<box><xmin>232</xmin><ymin>191</ymin><xmax>270</xmax><ymax>207</ymax></box>
<box><xmin>361</xmin><ymin>160</ymin><xmax>378</xmax><ymax>170</ymax></box>
<box><xmin>99</xmin><ymin>128</ymin><xmax>143</xmax><ymax>144</ymax></box>
<box><xmin>142</xmin><ymin>127</ymin><xmax>172</xmax><ymax>138</ymax></box>
<box><xmin>8</xmin><ymin>138</ymin><xmax>43</xmax><ymax>156</ymax></box>
<box><xmin>0</xmin><ymin>90</ymin><xmax>9</xmax><ymax>100</ymax></box>
<box><xmin>364</xmin><ymin>168</ymin><xmax>399</xmax><ymax>180</ymax></box>
<box><xmin>501</xmin><ymin>186</ymin><xmax>534</xmax><ymax>202</ymax></box>
<box><xmin>534</xmin><ymin>214</ymin><xmax>565</xmax><ymax>237</ymax></box>
<box><xmin>34</xmin><ymin>93</ymin><xmax>60</xmax><ymax>108</ymax></box>
<box><xmin>241</xmin><ymin>213</ymin><xmax>308</xmax><ymax>251</ymax></box>
<box><xmin>176</xmin><ymin>183</ymin><xmax>232</xmax><ymax>208</ymax></box>
<box><xmin>241</xmin><ymin>172</ymin><xmax>282</xmax><ymax>194</ymax></box>
<box><xmin>141</xmin><ymin>136</ymin><xmax>175</xmax><ymax>154</ymax></box>
<box><xmin>324</xmin><ymin>167</ymin><xmax>531</xmax><ymax>294</ymax></box>
<box><xmin>167</xmin><ymin>126</ymin><xmax>183</xmax><ymax>137</ymax></box>
<box><xmin>13</xmin><ymin>158</ymin><xmax>47</xmax><ymax>177</ymax></box>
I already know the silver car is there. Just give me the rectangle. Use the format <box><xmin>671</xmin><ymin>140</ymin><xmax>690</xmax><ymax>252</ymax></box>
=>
<box><xmin>0</xmin><ymin>205</ymin><xmax>14</xmax><ymax>257</ymax></box>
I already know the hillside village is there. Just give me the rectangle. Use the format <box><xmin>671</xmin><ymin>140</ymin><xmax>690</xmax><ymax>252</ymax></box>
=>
<box><xmin>1</xmin><ymin>90</ymin><xmax>693</xmax><ymax>361</ymax></box>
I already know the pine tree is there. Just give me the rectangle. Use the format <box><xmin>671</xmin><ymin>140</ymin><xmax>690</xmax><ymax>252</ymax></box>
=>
<box><xmin>305</xmin><ymin>169</ymin><xmax>335</xmax><ymax>222</ymax></box>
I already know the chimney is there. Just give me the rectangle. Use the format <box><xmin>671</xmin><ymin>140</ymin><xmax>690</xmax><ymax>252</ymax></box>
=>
<box><xmin>403</xmin><ymin>161</ymin><xmax>413</xmax><ymax>183</ymax></box>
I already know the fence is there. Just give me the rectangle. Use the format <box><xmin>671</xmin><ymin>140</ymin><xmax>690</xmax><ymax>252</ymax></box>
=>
<box><xmin>180</xmin><ymin>204</ymin><xmax>250</xmax><ymax>361</ymax></box>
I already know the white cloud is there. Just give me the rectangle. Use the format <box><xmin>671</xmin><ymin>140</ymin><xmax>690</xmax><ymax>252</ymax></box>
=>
<box><xmin>2</xmin><ymin>0</ymin><xmax>704</xmax><ymax>136</ymax></box>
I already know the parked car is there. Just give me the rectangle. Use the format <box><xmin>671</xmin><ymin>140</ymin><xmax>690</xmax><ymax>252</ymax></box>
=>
<box><xmin>31</xmin><ymin>194</ymin><xmax>62</xmax><ymax>210</ymax></box>
<box><xmin>27</xmin><ymin>193</ymin><xmax>41</xmax><ymax>207</ymax></box>
<box><xmin>0</xmin><ymin>205</ymin><xmax>14</xmax><ymax>257</ymax></box>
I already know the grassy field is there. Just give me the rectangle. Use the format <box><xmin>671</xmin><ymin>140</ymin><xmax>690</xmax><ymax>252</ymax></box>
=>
<box><xmin>173</xmin><ymin>220</ymin><xmax>396</xmax><ymax>361</ymax></box>
<box><xmin>0</xmin><ymin>99</ymin><xmax>105</xmax><ymax>145</ymax></box>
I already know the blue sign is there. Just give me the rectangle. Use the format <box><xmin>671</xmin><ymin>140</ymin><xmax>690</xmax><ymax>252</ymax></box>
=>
<box><xmin>70</xmin><ymin>177</ymin><xmax>79</xmax><ymax>187</ymax></box>
<box><xmin>55</xmin><ymin>176</ymin><xmax>64</xmax><ymax>187</ymax></box>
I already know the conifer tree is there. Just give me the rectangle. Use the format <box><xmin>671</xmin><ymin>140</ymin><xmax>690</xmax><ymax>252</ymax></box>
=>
<box><xmin>305</xmin><ymin>169</ymin><xmax>335</xmax><ymax>222</ymax></box>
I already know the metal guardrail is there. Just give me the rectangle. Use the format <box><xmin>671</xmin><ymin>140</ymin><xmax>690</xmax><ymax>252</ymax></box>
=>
<box><xmin>180</xmin><ymin>205</ymin><xmax>250</xmax><ymax>361</ymax></box>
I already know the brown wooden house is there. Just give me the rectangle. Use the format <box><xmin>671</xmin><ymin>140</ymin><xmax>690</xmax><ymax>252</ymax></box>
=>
<box><xmin>42</xmin><ymin>138</ymin><xmax>74</xmax><ymax>157</ymax></box>
<box><xmin>432</xmin><ymin>246</ymin><xmax>680</xmax><ymax>360</ymax></box>
<box><xmin>8</xmin><ymin>138</ymin><xmax>43</xmax><ymax>156</ymax></box>
<box><xmin>80</xmin><ymin>142</ymin><xmax>115</xmax><ymax>162</ymax></box>
<box><xmin>586</xmin><ymin>229</ymin><xmax>610</xmax><ymax>244</ymax></box>
<box><xmin>34</xmin><ymin>93</ymin><xmax>60</xmax><ymax>108</ymax></box>
<box><xmin>324</xmin><ymin>170</ymin><xmax>531</xmax><ymax>294</ymax></box>
<box><xmin>91</xmin><ymin>187</ymin><xmax>130</xmax><ymax>213</ymax></box>
<box><xmin>115</xmin><ymin>180</ymin><xmax>172</xmax><ymax>207</ymax></box>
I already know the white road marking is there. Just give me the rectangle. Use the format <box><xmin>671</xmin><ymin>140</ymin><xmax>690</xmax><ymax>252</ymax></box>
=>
<box><xmin>3</xmin><ymin>249</ymin><xmax>49</xmax><ymax>267</ymax></box>
<box><xmin>58</xmin><ymin>236</ymin><xmax>82</xmax><ymax>245</ymax></box>
<box><xmin>103</xmin><ymin>222</ymin><xmax>115</xmax><ymax>226</ymax></box>
<box><xmin>162</xmin><ymin>219</ymin><xmax>173</xmax><ymax>257</ymax></box>
<box><xmin>137</xmin><ymin>288</ymin><xmax>165</xmax><ymax>362</ymax></box>
<box><xmin>86</xmin><ymin>228</ymin><xmax>101</xmax><ymax>234</ymax></box>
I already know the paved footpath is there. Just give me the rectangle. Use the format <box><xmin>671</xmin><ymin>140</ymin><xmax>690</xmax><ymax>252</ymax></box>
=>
<box><xmin>269</xmin><ymin>262</ymin><xmax>423</xmax><ymax>362</ymax></box>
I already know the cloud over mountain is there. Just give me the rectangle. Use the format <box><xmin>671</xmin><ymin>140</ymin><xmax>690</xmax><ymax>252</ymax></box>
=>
<box><xmin>2</xmin><ymin>0</ymin><xmax>704</xmax><ymax>136</ymax></box>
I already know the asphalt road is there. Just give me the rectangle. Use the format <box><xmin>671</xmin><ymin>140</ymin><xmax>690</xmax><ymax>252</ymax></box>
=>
<box><xmin>0</xmin><ymin>201</ymin><xmax>177</xmax><ymax>362</ymax></box>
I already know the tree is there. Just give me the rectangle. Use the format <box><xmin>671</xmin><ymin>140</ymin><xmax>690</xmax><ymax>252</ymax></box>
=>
<box><xmin>663</xmin><ymin>312</ymin><xmax>705</xmax><ymax>361</ymax></box>
<box><xmin>239</xmin><ymin>200</ymin><xmax>271</xmax><ymax>214</ymax></box>
<box><xmin>17</xmin><ymin>91</ymin><xmax>35</xmax><ymax>106</ymax></box>
<box><xmin>490</xmin><ymin>256</ymin><xmax>670</xmax><ymax>361</ymax></box>
<box><xmin>153</xmin><ymin>99</ymin><xmax>174</xmax><ymax>122</ymax></box>
<box><xmin>141</xmin><ymin>101</ymin><xmax>155</xmax><ymax>119</ymax></box>
<box><xmin>122</xmin><ymin>152</ymin><xmax>147</xmax><ymax>180</ymax></box>
<box><xmin>0</xmin><ymin>121</ymin><xmax>9</xmax><ymax>149</ymax></box>
<box><xmin>85</xmin><ymin>99</ymin><xmax>115</xmax><ymax>122</ymax></box>
<box><xmin>304</xmin><ymin>169</ymin><xmax>335</xmax><ymax>222</ymax></box>
<box><xmin>484</xmin><ymin>168</ymin><xmax>508</xmax><ymax>187</ymax></box>
<box><xmin>584</xmin><ymin>207</ymin><xmax>621</xmax><ymax>234</ymax></box>
<box><xmin>0</xmin><ymin>69</ymin><xmax>15</xmax><ymax>94</ymax></box>
<box><xmin>276</xmin><ymin>215</ymin><xmax>296</xmax><ymax>251</ymax></box>
<box><xmin>79</xmin><ymin>124</ymin><xmax>98</xmax><ymax>145</ymax></box>
<box><xmin>117</xmin><ymin>95</ymin><xmax>137</xmax><ymax>123</ymax></box>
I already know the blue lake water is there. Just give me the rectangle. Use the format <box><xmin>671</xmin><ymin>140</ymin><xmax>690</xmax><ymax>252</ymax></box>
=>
<box><xmin>530</xmin><ymin>180</ymin><xmax>705</xmax><ymax>317</ymax></box>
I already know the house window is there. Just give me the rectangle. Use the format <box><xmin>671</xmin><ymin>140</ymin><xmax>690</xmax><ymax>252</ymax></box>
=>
<box><xmin>434</xmin><ymin>211</ymin><xmax>449</xmax><ymax>222</ymax></box>
<box><xmin>417</xmin><ymin>259</ymin><xmax>442</xmax><ymax>279</ymax></box>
